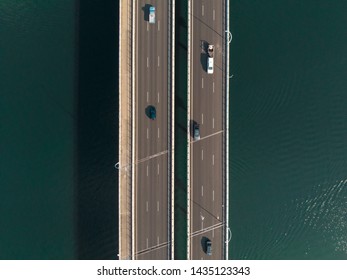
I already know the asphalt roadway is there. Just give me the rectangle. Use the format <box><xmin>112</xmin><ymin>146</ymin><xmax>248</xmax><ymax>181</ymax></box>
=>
<box><xmin>190</xmin><ymin>0</ymin><xmax>225</xmax><ymax>259</ymax></box>
<box><xmin>134</xmin><ymin>0</ymin><xmax>171</xmax><ymax>259</ymax></box>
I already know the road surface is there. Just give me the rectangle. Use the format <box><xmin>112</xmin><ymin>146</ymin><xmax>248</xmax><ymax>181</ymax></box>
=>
<box><xmin>189</xmin><ymin>0</ymin><xmax>226</xmax><ymax>260</ymax></box>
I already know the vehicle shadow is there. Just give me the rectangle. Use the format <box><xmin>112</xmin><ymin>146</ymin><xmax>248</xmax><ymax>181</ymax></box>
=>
<box><xmin>200</xmin><ymin>53</ymin><xmax>208</xmax><ymax>73</ymax></box>
<box><xmin>189</xmin><ymin>120</ymin><xmax>197</xmax><ymax>139</ymax></box>
<box><xmin>200</xmin><ymin>40</ymin><xmax>208</xmax><ymax>72</ymax></box>
<box><xmin>142</xmin><ymin>4</ymin><xmax>151</xmax><ymax>22</ymax></box>
<box><xmin>200</xmin><ymin>236</ymin><xmax>209</xmax><ymax>254</ymax></box>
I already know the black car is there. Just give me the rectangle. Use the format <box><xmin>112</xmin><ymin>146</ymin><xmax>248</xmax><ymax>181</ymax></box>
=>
<box><xmin>149</xmin><ymin>106</ymin><xmax>156</xmax><ymax>120</ymax></box>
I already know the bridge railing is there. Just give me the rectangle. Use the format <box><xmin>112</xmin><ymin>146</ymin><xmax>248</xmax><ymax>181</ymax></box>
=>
<box><xmin>167</xmin><ymin>0</ymin><xmax>176</xmax><ymax>260</ymax></box>
<box><xmin>221</xmin><ymin>0</ymin><xmax>231</xmax><ymax>260</ymax></box>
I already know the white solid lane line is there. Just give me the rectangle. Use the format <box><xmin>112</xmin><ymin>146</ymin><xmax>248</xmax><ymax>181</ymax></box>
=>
<box><xmin>147</xmin><ymin>165</ymin><xmax>149</xmax><ymax>176</ymax></box>
<box><xmin>157</xmin><ymin>236</ymin><xmax>159</xmax><ymax>245</ymax></box>
<box><xmin>213</xmin><ymin>117</ymin><xmax>215</xmax><ymax>129</ymax></box>
<box><xmin>158</xmin><ymin>20</ymin><xmax>160</xmax><ymax>31</ymax></box>
<box><xmin>147</xmin><ymin>91</ymin><xmax>149</xmax><ymax>103</ymax></box>
<box><xmin>212</xmin><ymin>190</ymin><xmax>215</xmax><ymax>201</ymax></box>
<box><xmin>213</xmin><ymin>10</ymin><xmax>215</xmax><ymax>21</ymax></box>
<box><xmin>146</xmin><ymin>201</ymin><xmax>148</xmax><ymax>212</ymax></box>
<box><xmin>158</xmin><ymin>92</ymin><xmax>160</xmax><ymax>103</ymax></box>
<box><xmin>147</xmin><ymin>57</ymin><xmax>149</xmax><ymax>68</ymax></box>
<box><xmin>202</xmin><ymin>77</ymin><xmax>204</xmax><ymax>88</ymax></box>
<box><xmin>213</xmin><ymin>154</ymin><xmax>215</xmax><ymax>166</ymax></box>
<box><xmin>202</xmin><ymin>5</ymin><xmax>204</xmax><ymax>16</ymax></box>
<box><xmin>147</xmin><ymin>22</ymin><xmax>149</xmax><ymax>31</ymax></box>
<box><xmin>201</xmin><ymin>185</ymin><xmax>204</xmax><ymax>197</ymax></box>
<box><xmin>202</xmin><ymin>149</ymin><xmax>204</xmax><ymax>160</ymax></box>
<box><xmin>157</xmin><ymin>163</ymin><xmax>160</xmax><ymax>175</ymax></box>
<box><xmin>147</xmin><ymin>238</ymin><xmax>149</xmax><ymax>248</ymax></box>
<box><xmin>202</xmin><ymin>113</ymin><xmax>204</xmax><ymax>124</ymax></box>
<box><xmin>213</xmin><ymin>82</ymin><xmax>215</xmax><ymax>92</ymax></box>
<box><xmin>158</xmin><ymin>56</ymin><xmax>160</xmax><ymax>67</ymax></box>
<box><xmin>147</xmin><ymin>128</ymin><xmax>149</xmax><ymax>139</ymax></box>
<box><xmin>157</xmin><ymin>201</ymin><xmax>159</xmax><ymax>212</ymax></box>
<box><xmin>158</xmin><ymin>127</ymin><xmax>160</xmax><ymax>138</ymax></box>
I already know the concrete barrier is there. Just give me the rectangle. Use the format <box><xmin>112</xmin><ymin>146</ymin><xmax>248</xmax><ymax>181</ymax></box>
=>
<box><xmin>224</xmin><ymin>0</ymin><xmax>230</xmax><ymax>260</ymax></box>
<box><xmin>169</xmin><ymin>0</ymin><xmax>176</xmax><ymax>260</ymax></box>
<box><xmin>131</xmin><ymin>0</ymin><xmax>136</xmax><ymax>260</ymax></box>
<box><xmin>118</xmin><ymin>0</ymin><xmax>134</xmax><ymax>260</ymax></box>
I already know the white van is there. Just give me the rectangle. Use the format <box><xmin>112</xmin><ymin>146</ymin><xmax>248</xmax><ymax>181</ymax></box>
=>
<box><xmin>207</xmin><ymin>57</ymin><xmax>214</xmax><ymax>74</ymax></box>
<box><xmin>207</xmin><ymin>45</ymin><xmax>214</xmax><ymax>74</ymax></box>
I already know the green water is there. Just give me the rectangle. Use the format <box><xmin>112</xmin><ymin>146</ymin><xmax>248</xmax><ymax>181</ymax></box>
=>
<box><xmin>0</xmin><ymin>0</ymin><xmax>76</xmax><ymax>259</ymax></box>
<box><xmin>174</xmin><ymin>0</ymin><xmax>188</xmax><ymax>260</ymax></box>
<box><xmin>0</xmin><ymin>0</ymin><xmax>119</xmax><ymax>259</ymax></box>
<box><xmin>229</xmin><ymin>0</ymin><xmax>347</xmax><ymax>259</ymax></box>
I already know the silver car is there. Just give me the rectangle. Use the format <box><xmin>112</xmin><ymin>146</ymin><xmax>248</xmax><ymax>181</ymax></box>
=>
<box><xmin>194</xmin><ymin>123</ymin><xmax>200</xmax><ymax>141</ymax></box>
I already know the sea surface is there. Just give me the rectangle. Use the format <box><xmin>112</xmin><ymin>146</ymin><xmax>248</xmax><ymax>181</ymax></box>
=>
<box><xmin>229</xmin><ymin>0</ymin><xmax>347</xmax><ymax>259</ymax></box>
<box><xmin>0</xmin><ymin>0</ymin><xmax>119</xmax><ymax>259</ymax></box>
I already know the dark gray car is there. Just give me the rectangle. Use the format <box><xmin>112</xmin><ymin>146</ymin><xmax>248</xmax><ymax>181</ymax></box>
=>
<box><xmin>206</xmin><ymin>239</ymin><xmax>212</xmax><ymax>256</ymax></box>
<box><xmin>149</xmin><ymin>106</ymin><xmax>156</xmax><ymax>120</ymax></box>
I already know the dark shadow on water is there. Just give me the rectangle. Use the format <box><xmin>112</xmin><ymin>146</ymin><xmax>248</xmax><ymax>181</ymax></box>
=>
<box><xmin>178</xmin><ymin>41</ymin><xmax>187</xmax><ymax>51</ymax></box>
<box><xmin>176</xmin><ymin>95</ymin><xmax>186</xmax><ymax>110</ymax></box>
<box><xmin>75</xmin><ymin>0</ymin><xmax>119</xmax><ymax>260</ymax></box>
<box><xmin>142</xmin><ymin>4</ymin><xmax>151</xmax><ymax>22</ymax></box>
<box><xmin>174</xmin><ymin>0</ymin><xmax>188</xmax><ymax>260</ymax></box>
<box><xmin>177</xmin><ymin>15</ymin><xmax>187</xmax><ymax>29</ymax></box>
<box><xmin>177</xmin><ymin>122</ymin><xmax>186</xmax><ymax>134</ymax></box>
